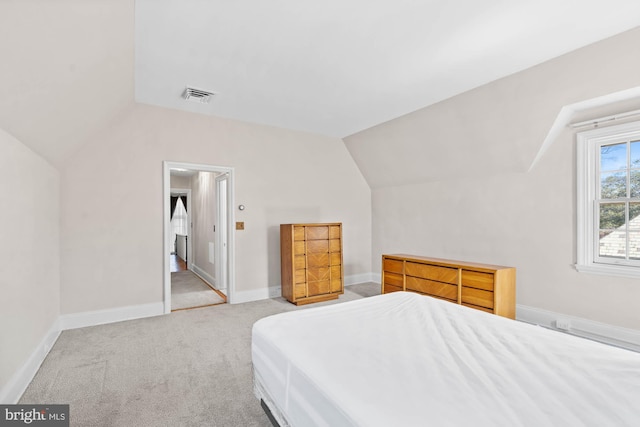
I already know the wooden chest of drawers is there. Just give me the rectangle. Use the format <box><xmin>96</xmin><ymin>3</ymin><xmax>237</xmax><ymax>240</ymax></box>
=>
<box><xmin>382</xmin><ymin>254</ymin><xmax>516</xmax><ymax>318</ymax></box>
<box><xmin>281</xmin><ymin>223</ymin><xmax>343</xmax><ymax>305</ymax></box>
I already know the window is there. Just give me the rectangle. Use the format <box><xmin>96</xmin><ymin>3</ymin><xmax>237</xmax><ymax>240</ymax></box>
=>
<box><xmin>171</xmin><ymin>197</ymin><xmax>188</xmax><ymax>237</ymax></box>
<box><xmin>576</xmin><ymin>120</ymin><xmax>640</xmax><ymax>278</ymax></box>
<box><xmin>170</xmin><ymin>197</ymin><xmax>188</xmax><ymax>254</ymax></box>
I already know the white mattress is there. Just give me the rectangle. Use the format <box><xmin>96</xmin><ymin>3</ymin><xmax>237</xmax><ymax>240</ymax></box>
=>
<box><xmin>251</xmin><ymin>292</ymin><xmax>640</xmax><ymax>427</ymax></box>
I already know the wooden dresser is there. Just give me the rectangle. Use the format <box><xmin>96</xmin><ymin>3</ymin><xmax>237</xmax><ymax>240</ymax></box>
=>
<box><xmin>382</xmin><ymin>254</ymin><xmax>516</xmax><ymax>319</ymax></box>
<box><xmin>281</xmin><ymin>223</ymin><xmax>343</xmax><ymax>305</ymax></box>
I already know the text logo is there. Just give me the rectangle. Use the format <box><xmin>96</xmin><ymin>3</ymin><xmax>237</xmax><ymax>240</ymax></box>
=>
<box><xmin>0</xmin><ymin>405</ymin><xmax>69</xmax><ymax>427</ymax></box>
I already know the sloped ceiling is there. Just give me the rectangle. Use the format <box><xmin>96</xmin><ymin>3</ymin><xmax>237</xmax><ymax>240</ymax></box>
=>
<box><xmin>3</xmin><ymin>1</ymin><xmax>640</xmax><ymax>170</ymax></box>
<box><xmin>0</xmin><ymin>0</ymin><xmax>134</xmax><ymax>167</ymax></box>
<box><xmin>135</xmin><ymin>0</ymin><xmax>640</xmax><ymax>138</ymax></box>
<box><xmin>343</xmin><ymin>27</ymin><xmax>640</xmax><ymax>189</ymax></box>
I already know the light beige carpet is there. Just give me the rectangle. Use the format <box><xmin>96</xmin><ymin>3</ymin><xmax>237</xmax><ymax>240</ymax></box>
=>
<box><xmin>171</xmin><ymin>270</ymin><xmax>224</xmax><ymax>310</ymax></box>
<box><xmin>19</xmin><ymin>283</ymin><xmax>381</xmax><ymax>427</ymax></box>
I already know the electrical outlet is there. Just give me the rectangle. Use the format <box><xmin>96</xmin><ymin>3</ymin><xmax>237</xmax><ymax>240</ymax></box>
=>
<box><xmin>236</xmin><ymin>221</ymin><xmax>244</xmax><ymax>230</ymax></box>
<box><xmin>555</xmin><ymin>319</ymin><xmax>571</xmax><ymax>331</ymax></box>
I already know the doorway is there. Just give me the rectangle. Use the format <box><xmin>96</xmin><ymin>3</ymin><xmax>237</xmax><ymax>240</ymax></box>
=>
<box><xmin>163</xmin><ymin>161</ymin><xmax>235</xmax><ymax>314</ymax></box>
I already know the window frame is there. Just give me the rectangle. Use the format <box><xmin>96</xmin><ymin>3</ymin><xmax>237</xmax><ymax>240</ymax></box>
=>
<box><xmin>576</xmin><ymin>120</ymin><xmax>640</xmax><ymax>278</ymax></box>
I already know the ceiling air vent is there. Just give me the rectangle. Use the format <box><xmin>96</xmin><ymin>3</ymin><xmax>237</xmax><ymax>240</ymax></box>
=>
<box><xmin>182</xmin><ymin>87</ymin><xmax>215</xmax><ymax>104</ymax></box>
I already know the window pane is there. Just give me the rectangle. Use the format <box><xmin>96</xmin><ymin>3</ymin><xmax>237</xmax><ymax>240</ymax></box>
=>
<box><xmin>631</xmin><ymin>169</ymin><xmax>640</xmax><ymax>198</ymax></box>
<box><xmin>631</xmin><ymin>230</ymin><xmax>640</xmax><ymax>260</ymax></box>
<box><xmin>631</xmin><ymin>202</ymin><xmax>640</xmax><ymax>230</ymax></box>
<box><xmin>600</xmin><ymin>143</ymin><xmax>627</xmax><ymax>171</ymax></box>
<box><xmin>600</xmin><ymin>171</ymin><xmax>627</xmax><ymax>199</ymax></box>
<box><xmin>631</xmin><ymin>140</ymin><xmax>640</xmax><ymax>167</ymax></box>
<box><xmin>599</xmin><ymin>203</ymin><xmax>625</xmax><ymax>229</ymax></box>
<box><xmin>599</xmin><ymin>228</ymin><xmax>626</xmax><ymax>259</ymax></box>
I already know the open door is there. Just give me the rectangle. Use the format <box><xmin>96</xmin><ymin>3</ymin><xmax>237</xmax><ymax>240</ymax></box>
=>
<box><xmin>215</xmin><ymin>173</ymin><xmax>229</xmax><ymax>294</ymax></box>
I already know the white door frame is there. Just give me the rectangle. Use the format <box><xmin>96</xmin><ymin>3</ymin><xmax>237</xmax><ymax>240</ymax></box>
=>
<box><xmin>163</xmin><ymin>161</ymin><xmax>236</xmax><ymax>313</ymax></box>
<box><xmin>169</xmin><ymin>188</ymin><xmax>192</xmax><ymax>269</ymax></box>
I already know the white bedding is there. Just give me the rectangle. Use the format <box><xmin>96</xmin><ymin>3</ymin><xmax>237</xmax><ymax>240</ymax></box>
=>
<box><xmin>251</xmin><ymin>291</ymin><xmax>640</xmax><ymax>427</ymax></box>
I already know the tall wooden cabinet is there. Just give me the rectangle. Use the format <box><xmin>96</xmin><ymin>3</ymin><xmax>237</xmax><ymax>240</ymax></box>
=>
<box><xmin>281</xmin><ymin>223</ymin><xmax>343</xmax><ymax>305</ymax></box>
<box><xmin>382</xmin><ymin>254</ymin><xmax>516</xmax><ymax>319</ymax></box>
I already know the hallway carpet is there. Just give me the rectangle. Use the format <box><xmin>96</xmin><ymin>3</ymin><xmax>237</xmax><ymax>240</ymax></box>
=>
<box><xmin>171</xmin><ymin>270</ymin><xmax>225</xmax><ymax>310</ymax></box>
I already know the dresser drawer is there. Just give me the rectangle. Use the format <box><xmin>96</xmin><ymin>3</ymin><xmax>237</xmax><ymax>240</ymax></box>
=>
<box><xmin>307</xmin><ymin>253</ymin><xmax>329</xmax><ymax>268</ymax></box>
<box><xmin>307</xmin><ymin>267</ymin><xmax>329</xmax><ymax>282</ymax></box>
<box><xmin>295</xmin><ymin>269</ymin><xmax>306</xmax><ymax>284</ymax></box>
<box><xmin>462</xmin><ymin>303</ymin><xmax>493</xmax><ymax>314</ymax></box>
<box><xmin>294</xmin><ymin>284</ymin><xmax>306</xmax><ymax>298</ymax></box>
<box><xmin>329</xmin><ymin>225</ymin><xmax>341</xmax><ymax>239</ymax></box>
<box><xmin>330</xmin><ymin>278</ymin><xmax>342</xmax><ymax>293</ymax></box>
<box><xmin>294</xmin><ymin>226</ymin><xmax>305</xmax><ymax>241</ymax></box>
<box><xmin>294</xmin><ymin>241</ymin><xmax>306</xmax><ymax>255</ymax></box>
<box><xmin>461</xmin><ymin>270</ymin><xmax>494</xmax><ymax>291</ymax></box>
<box><xmin>306</xmin><ymin>226</ymin><xmax>329</xmax><ymax>240</ymax></box>
<box><xmin>308</xmin><ymin>280</ymin><xmax>330</xmax><ymax>296</ymax></box>
<box><xmin>330</xmin><ymin>265</ymin><xmax>341</xmax><ymax>278</ymax></box>
<box><xmin>383</xmin><ymin>258</ymin><xmax>404</xmax><ymax>274</ymax></box>
<box><xmin>307</xmin><ymin>240</ymin><xmax>329</xmax><ymax>254</ymax></box>
<box><xmin>330</xmin><ymin>252</ymin><xmax>341</xmax><ymax>265</ymax></box>
<box><xmin>406</xmin><ymin>276</ymin><xmax>457</xmax><ymax>301</ymax></box>
<box><xmin>383</xmin><ymin>284</ymin><xmax>403</xmax><ymax>293</ymax></box>
<box><xmin>461</xmin><ymin>287</ymin><xmax>494</xmax><ymax>309</ymax></box>
<box><xmin>384</xmin><ymin>272</ymin><xmax>403</xmax><ymax>287</ymax></box>
<box><xmin>329</xmin><ymin>239</ymin><xmax>341</xmax><ymax>253</ymax></box>
<box><xmin>294</xmin><ymin>255</ymin><xmax>306</xmax><ymax>270</ymax></box>
<box><xmin>405</xmin><ymin>262</ymin><xmax>458</xmax><ymax>284</ymax></box>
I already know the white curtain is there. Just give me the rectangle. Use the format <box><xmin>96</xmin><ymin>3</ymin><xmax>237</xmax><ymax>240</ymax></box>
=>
<box><xmin>171</xmin><ymin>197</ymin><xmax>188</xmax><ymax>253</ymax></box>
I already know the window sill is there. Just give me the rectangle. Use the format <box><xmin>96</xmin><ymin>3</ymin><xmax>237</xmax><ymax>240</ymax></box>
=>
<box><xmin>575</xmin><ymin>263</ymin><xmax>640</xmax><ymax>279</ymax></box>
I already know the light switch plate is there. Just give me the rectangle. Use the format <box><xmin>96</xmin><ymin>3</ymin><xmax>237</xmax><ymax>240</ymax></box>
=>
<box><xmin>236</xmin><ymin>221</ymin><xmax>244</xmax><ymax>230</ymax></box>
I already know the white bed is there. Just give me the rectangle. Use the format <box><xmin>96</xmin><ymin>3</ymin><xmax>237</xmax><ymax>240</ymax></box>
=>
<box><xmin>251</xmin><ymin>291</ymin><xmax>640</xmax><ymax>427</ymax></box>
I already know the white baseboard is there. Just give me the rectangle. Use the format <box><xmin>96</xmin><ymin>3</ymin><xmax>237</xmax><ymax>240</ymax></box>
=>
<box><xmin>233</xmin><ymin>273</ymin><xmax>377</xmax><ymax>304</ymax></box>
<box><xmin>190</xmin><ymin>264</ymin><xmax>217</xmax><ymax>289</ymax></box>
<box><xmin>60</xmin><ymin>302</ymin><xmax>165</xmax><ymax>330</ymax></box>
<box><xmin>232</xmin><ymin>286</ymin><xmax>281</xmax><ymax>304</ymax></box>
<box><xmin>0</xmin><ymin>319</ymin><xmax>61</xmax><ymax>404</ymax></box>
<box><xmin>3</xmin><ymin>301</ymin><xmax>164</xmax><ymax>403</ymax></box>
<box><xmin>517</xmin><ymin>304</ymin><xmax>640</xmax><ymax>352</ymax></box>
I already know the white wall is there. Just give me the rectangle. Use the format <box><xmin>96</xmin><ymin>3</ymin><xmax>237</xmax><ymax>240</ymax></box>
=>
<box><xmin>59</xmin><ymin>103</ymin><xmax>371</xmax><ymax>314</ymax></box>
<box><xmin>170</xmin><ymin>175</ymin><xmax>191</xmax><ymax>188</ymax></box>
<box><xmin>175</xmin><ymin>235</ymin><xmax>187</xmax><ymax>262</ymax></box>
<box><xmin>344</xmin><ymin>27</ymin><xmax>640</xmax><ymax>330</ymax></box>
<box><xmin>0</xmin><ymin>128</ymin><xmax>60</xmax><ymax>400</ymax></box>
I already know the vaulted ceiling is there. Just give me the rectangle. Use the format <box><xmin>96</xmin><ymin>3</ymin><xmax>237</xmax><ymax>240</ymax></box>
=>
<box><xmin>0</xmin><ymin>0</ymin><xmax>134</xmax><ymax>166</ymax></box>
<box><xmin>2</xmin><ymin>0</ymin><xmax>640</xmax><ymax>167</ymax></box>
<box><xmin>135</xmin><ymin>0</ymin><xmax>640</xmax><ymax>138</ymax></box>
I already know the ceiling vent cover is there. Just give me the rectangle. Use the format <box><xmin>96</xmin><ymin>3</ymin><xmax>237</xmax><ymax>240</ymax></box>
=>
<box><xmin>182</xmin><ymin>87</ymin><xmax>215</xmax><ymax>104</ymax></box>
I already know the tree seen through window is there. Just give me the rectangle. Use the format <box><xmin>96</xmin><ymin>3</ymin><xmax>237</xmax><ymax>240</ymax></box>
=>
<box><xmin>598</xmin><ymin>141</ymin><xmax>640</xmax><ymax>260</ymax></box>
